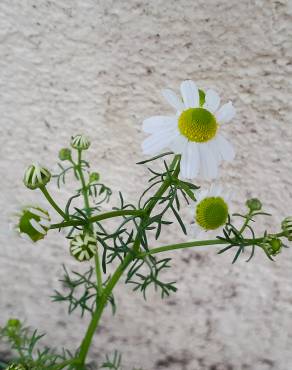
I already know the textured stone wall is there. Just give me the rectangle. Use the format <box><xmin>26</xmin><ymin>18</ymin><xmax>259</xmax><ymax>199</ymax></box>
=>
<box><xmin>1</xmin><ymin>0</ymin><xmax>292</xmax><ymax>369</ymax></box>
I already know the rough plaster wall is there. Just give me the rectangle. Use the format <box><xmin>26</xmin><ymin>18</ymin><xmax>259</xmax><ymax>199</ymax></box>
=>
<box><xmin>1</xmin><ymin>0</ymin><xmax>292</xmax><ymax>369</ymax></box>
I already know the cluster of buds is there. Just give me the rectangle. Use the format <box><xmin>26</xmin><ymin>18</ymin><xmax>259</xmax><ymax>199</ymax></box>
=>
<box><xmin>70</xmin><ymin>232</ymin><xmax>97</xmax><ymax>262</ymax></box>
<box><xmin>261</xmin><ymin>235</ymin><xmax>282</xmax><ymax>256</ymax></box>
<box><xmin>282</xmin><ymin>217</ymin><xmax>292</xmax><ymax>241</ymax></box>
<box><xmin>16</xmin><ymin>206</ymin><xmax>51</xmax><ymax>242</ymax></box>
<box><xmin>71</xmin><ymin>134</ymin><xmax>90</xmax><ymax>150</ymax></box>
<box><xmin>23</xmin><ymin>164</ymin><xmax>51</xmax><ymax>190</ymax></box>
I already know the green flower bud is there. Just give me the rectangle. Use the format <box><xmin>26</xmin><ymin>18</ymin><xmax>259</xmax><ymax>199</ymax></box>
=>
<box><xmin>5</xmin><ymin>364</ymin><xmax>27</xmax><ymax>370</ymax></box>
<box><xmin>70</xmin><ymin>233</ymin><xmax>97</xmax><ymax>262</ymax></box>
<box><xmin>281</xmin><ymin>217</ymin><xmax>292</xmax><ymax>241</ymax></box>
<box><xmin>7</xmin><ymin>318</ymin><xmax>21</xmax><ymax>327</ymax></box>
<box><xmin>71</xmin><ymin>134</ymin><xmax>90</xmax><ymax>150</ymax></box>
<box><xmin>16</xmin><ymin>207</ymin><xmax>51</xmax><ymax>242</ymax></box>
<box><xmin>6</xmin><ymin>318</ymin><xmax>21</xmax><ymax>330</ymax></box>
<box><xmin>246</xmin><ymin>198</ymin><xmax>262</xmax><ymax>212</ymax></box>
<box><xmin>262</xmin><ymin>236</ymin><xmax>282</xmax><ymax>256</ymax></box>
<box><xmin>58</xmin><ymin>148</ymin><xmax>72</xmax><ymax>161</ymax></box>
<box><xmin>23</xmin><ymin>164</ymin><xmax>51</xmax><ymax>190</ymax></box>
<box><xmin>89</xmin><ymin>172</ymin><xmax>100</xmax><ymax>183</ymax></box>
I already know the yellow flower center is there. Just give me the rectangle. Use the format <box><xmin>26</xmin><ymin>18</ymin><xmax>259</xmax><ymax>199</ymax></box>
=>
<box><xmin>195</xmin><ymin>196</ymin><xmax>228</xmax><ymax>230</ymax></box>
<box><xmin>178</xmin><ymin>108</ymin><xmax>218</xmax><ymax>142</ymax></box>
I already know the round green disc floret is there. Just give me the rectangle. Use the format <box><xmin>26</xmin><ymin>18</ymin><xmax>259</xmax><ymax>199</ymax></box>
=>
<box><xmin>178</xmin><ymin>108</ymin><xmax>217</xmax><ymax>142</ymax></box>
<box><xmin>196</xmin><ymin>196</ymin><xmax>228</xmax><ymax>230</ymax></box>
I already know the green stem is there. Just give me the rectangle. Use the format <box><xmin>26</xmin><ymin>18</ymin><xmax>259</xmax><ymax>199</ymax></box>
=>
<box><xmin>75</xmin><ymin>150</ymin><xmax>104</xmax><ymax>296</ymax></box>
<box><xmin>95</xmin><ymin>252</ymin><xmax>103</xmax><ymax>297</ymax></box>
<box><xmin>145</xmin><ymin>155</ymin><xmax>180</xmax><ymax>215</ymax></box>
<box><xmin>76</xmin><ymin>149</ymin><xmax>90</xmax><ymax>212</ymax></box>
<box><xmin>40</xmin><ymin>186</ymin><xmax>68</xmax><ymax>220</ymax></box>
<box><xmin>76</xmin><ymin>155</ymin><xmax>180</xmax><ymax>368</ymax></box>
<box><xmin>49</xmin><ymin>210</ymin><xmax>145</xmax><ymax>229</ymax></box>
<box><xmin>238</xmin><ymin>210</ymin><xmax>253</xmax><ymax>234</ymax></box>
<box><xmin>138</xmin><ymin>231</ymin><xmax>286</xmax><ymax>258</ymax></box>
<box><xmin>139</xmin><ymin>239</ymin><xmax>225</xmax><ymax>257</ymax></box>
<box><xmin>76</xmin><ymin>253</ymin><xmax>133</xmax><ymax>368</ymax></box>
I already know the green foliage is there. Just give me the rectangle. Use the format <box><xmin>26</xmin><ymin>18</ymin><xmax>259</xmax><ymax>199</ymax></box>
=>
<box><xmin>0</xmin><ymin>319</ymin><xmax>75</xmax><ymax>370</ymax></box>
<box><xmin>4</xmin><ymin>135</ymin><xmax>289</xmax><ymax>370</ymax></box>
<box><xmin>100</xmin><ymin>351</ymin><xmax>143</xmax><ymax>370</ymax></box>
<box><xmin>217</xmin><ymin>203</ymin><xmax>286</xmax><ymax>263</ymax></box>
<box><xmin>126</xmin><ymin>256</ymin><xmax>177</xmax><ymax>299</ymax></box>
<box><xmin>52</xmin><ymin>265</ymin><xmax>116</xmax><ymax>317</ymax></box>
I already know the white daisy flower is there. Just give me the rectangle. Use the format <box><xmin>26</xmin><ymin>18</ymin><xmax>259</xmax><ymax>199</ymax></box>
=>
<box><xmin>12</xmin><ymin>206</ymin><xmax>51</xmax><ymax>242</ymax></box>
<box><xmin>142</xmin><ymin>80</ymin><xmax>236</xmax><ymax>179</ymax></box>
<box><xmin>189</xmin><ymin>185</ymin><xmax>232</xmax><ymax>238</ymax></box>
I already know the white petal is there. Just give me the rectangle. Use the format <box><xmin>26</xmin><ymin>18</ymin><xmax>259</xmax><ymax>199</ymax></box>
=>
<box><xmin>206</xmin><ymin>141</ymin><xmax>221</xmax><ymax>165</ymax></box>
<box><xmin>30</xmin><ymin>219</ymin><xmax>46</xmax><ymax>234</ymax></box>
<box><xmin>198</xmin><ymin>143</ymin><xmax>218</xmax><ymax>180</ymax></box>
<box><xmin>28</xmin><ymin>208</ymin><xmax>48</xmax><ymax>218</ymax></box>
<box><xmin>209</xmin><ymin>184</ymin><xmax>222</xmax><ymax>197</ymax></box>
<box><xmin>39</xmin><ymin>219</ymin><xmax>51</xmax><ymax>228</ymax></box>
<box><xmin>20</xmin><ymin>233</ymin><xmax>32</xmax><ymax>242</ymax></box>
<box><xmin>190</xmin><ymin>223</ymin><xmax>204</xmax><ymax>239</ymax></box>
<box><xmin>180</xmin><ymin>80</ymin><xmax>200</xmax><ymax>109</ymax></box>
<box><xmin>168</xmin><ymin>134</ymin><xmax>188</xmax><ymax>154</ymax></box>
<box><xmin>196</xmin><ymin>189</ymin><xmax>209</xmax><ymax>203</ymax></box>
<box><xmin>209</xmin><ymin>137</ymin><xmax>223</xmax><ymax>164</ymax></box>
<box><xmin>142</xmin><ymin>116</ymin><xmax>177</xmax><ymax>133</ymax></box>
<box><xmin>203</xmin><ymin>89</ymin><xmax>220</xmax><ymax>113</ymax></box>
<box><xmin>142</xmin><ymin>129</ymin><xmax>179</xmax><ymax>155</ymax></box>
<box><xmin>162</xmin><ymin>89</ymin><xmax>185</xmax><ymax>112</ymax></box>
<box><xmin>215</xmin><ymin>101</ymin><xmax>236</xmax><ymax>123</ymax></box>
<box><xmin>180</xmin><ymin>142</ymin><xmax>200</xmax><ymax>179</ymax></box>
<box><xmin>216</xmin><ymin>134</ymin><xmax>235</xmax><ymax>161</ymax></box>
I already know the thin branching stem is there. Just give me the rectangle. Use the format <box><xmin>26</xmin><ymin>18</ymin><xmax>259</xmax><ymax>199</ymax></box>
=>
<box><xmin>50</xmin><ymin>209</ymin><xmax>145</xmax><ymax>229</ymax></box>
<box><xmin>40</xmin><ymin>186</ymin><xmax>68</xmax><ymax>220</ymax></box>
<box><xmin>138</xmin><ymin>231</ymin><xmax>286</xmax><ymax>258</ymax></box>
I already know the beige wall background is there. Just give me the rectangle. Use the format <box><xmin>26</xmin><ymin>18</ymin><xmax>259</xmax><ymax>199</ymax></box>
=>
<box><xmin>1</xmin><ymin>0</ymin><xmax>292</xmax><ymax>369</ymax></box>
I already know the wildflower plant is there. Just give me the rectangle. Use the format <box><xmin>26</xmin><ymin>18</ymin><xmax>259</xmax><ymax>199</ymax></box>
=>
<box><xmin>1</xmin><ymin>80</ymin><xmax>291</xmax><ymax>370</ymax></box>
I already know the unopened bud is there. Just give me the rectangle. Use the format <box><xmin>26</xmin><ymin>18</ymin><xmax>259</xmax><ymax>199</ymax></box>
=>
<box><xmin>23</xmin><ymin>164</ymin><xmax>51</xmax><ymax>190</ymax></box>
<box><xmin>58</xmin><ymin>148</ymin><xmax>72</xmax><ymax>161</ymax></box>
<box><xmin>246</xmin><ymin>198</ymin><xmax>262</xmax><ymax>212</ymax></box>
<box><xmin>16</xmin><ymin>206</ymin><xmax>51</xmax><ymax>242</ymax></box>
<box><xmin>282</xmin><ymin>217</ymin><xmax>292</xmax><ymax>241</ymax></box>
<box><xmin>71</xmin><ymin>134</ymin><xmax>90</xmax><ymax>150</ymax></box>
<box><xmin>262</xmin><ymin>236</ymin><xmax>282</xmax><ymax>256</ymax></box>
<box><xmin>70</xmin><ymin>233</ymin><xmax>97</xmax><ymax>262</ymax></box>
<box><xmin>89</xmin><ymin>172</ymin><xmax>100</xmax><ymax>183</ymax></box>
